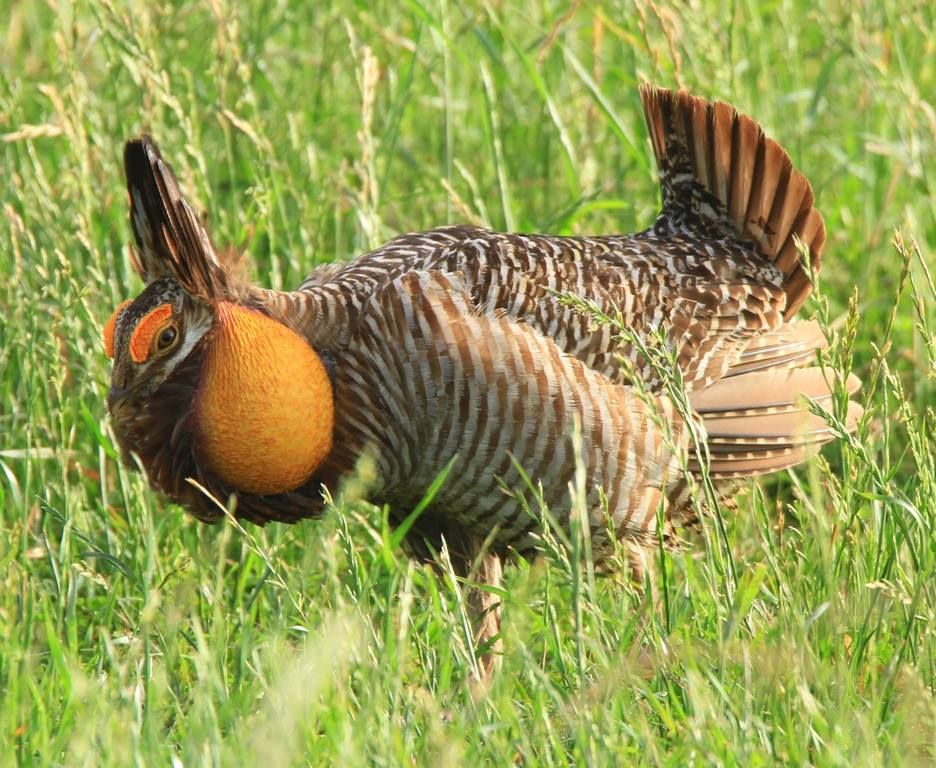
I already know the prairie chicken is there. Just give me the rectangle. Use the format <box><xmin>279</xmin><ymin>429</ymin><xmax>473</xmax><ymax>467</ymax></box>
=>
<box><xmin>105</xmin><ymin>85</ymin><xmax>861</xmax><ymax>674</ymax></box>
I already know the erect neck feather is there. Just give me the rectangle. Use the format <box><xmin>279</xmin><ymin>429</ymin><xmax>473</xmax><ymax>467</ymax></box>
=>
<box><xmin>194</xmin><ymin>301</ymin><xmax>334</xmax><ymax>495</ymax></box>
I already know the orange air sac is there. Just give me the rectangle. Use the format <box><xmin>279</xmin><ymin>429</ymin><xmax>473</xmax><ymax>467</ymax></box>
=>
<box><xmin>195</xmin><ymin>302</ymin><xmax>334</xmax><ymax>495</ymax></box>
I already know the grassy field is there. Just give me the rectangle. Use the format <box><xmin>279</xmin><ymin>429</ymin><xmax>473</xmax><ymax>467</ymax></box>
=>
<box><xmin>1</xmin><ymin>0</ymin><xmax>934</xmax><ymax>764</ymax></box>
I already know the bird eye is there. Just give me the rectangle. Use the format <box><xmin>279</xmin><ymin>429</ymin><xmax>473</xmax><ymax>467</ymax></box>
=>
<box><xmin>156</xmin><ymin>326</ymin><xmax>178</xmax><ymax>351</ymax></box>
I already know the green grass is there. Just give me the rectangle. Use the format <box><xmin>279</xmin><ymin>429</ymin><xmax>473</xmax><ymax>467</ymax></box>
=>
<box><xmin>2</xmin><ymin>0</ymin><xmax>934</xmax><ymax>764</ymax></box>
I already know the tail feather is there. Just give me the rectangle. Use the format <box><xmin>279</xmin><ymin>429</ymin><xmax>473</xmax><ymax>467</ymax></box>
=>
<box><xmin>690</xmin><ymin>449</ymin><xmax>817</xmax><ymax>478</ymax></box>
<box><xmin>640</xmin><ymin>85</ymin><xmax>825</xmax><ymax>318</ymax></box>
<box><xmin>725</xmin><ymin>320</ymin><xmax>827</xmax><ymax>377</ymax></box>
<box><xmin>692</xmin><ymin>367</ymin><xmax>860</xmax><ymax>415</ymax></box>
<box><xmin>689</xmin><ymin>367</ymin><xmax>862</xmax><ymax>479</ymax></box>
<box><xmin>704</xmin><ymin>403</ymin><xmax>862</xmax><ymax>443</ymax></box>
<box><xmin>124</xmin><ymin>137</ymin><xmax>230</xmax><ymax>301</ymax></box>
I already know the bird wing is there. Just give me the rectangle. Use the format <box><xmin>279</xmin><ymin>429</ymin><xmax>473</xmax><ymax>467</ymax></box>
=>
<box><xmin>328</xmin><ymin>269</ymin><xmax>687</xmax><ymax>556</ymax></box>
<box><xmin>412</xmin><ymin>229</ymin><xmax>788</xmax><ymax>392</ymax></box>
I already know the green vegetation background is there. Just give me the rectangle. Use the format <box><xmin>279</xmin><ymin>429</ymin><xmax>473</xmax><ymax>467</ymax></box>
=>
<box><xmin>1</xmin><ymin>0</ymin><xmax>933</xmax><ymax>764</ymax></box>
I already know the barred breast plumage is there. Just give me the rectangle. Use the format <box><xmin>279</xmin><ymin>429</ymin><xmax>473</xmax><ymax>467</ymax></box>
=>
<box><xmin>104</xmin><ymin>85</ymin><xmax>861</xmax><ymax>677</ymax></box>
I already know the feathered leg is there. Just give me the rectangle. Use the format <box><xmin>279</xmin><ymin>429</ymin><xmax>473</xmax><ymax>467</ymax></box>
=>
<box><xmin>468</xmin><ymin>551</ymin><xmax>503</xmax><ymax>692</ymax></box>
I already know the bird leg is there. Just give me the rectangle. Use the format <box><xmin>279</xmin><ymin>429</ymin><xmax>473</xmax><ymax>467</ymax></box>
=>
<box><xmin>467</xmin><ymin>550</ymin><xmax>503</xmax><ymax>692</ymax></box>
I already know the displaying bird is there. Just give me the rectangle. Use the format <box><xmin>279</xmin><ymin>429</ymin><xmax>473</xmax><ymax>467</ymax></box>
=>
<box><xmin>104</xmin><ymin>85</ymin><xmax>861</xmax><ymax>676</ymax></box>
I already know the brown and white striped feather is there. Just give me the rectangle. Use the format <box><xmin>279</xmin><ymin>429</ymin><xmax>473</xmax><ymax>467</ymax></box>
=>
<box><xmin>327</xmin><ymin>271</ymin><xmax>688</xmax><ymax>556</ymax></box>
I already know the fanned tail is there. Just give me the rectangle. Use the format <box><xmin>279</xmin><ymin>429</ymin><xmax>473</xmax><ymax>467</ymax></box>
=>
<box><xmin>690</xmin><ymin>367</ymin><xmax>862</xmax><ymax>478</ymax></box>
<box><xmin>124</xmin><ymin>137</ymin><xmax>230</xmax><ymax>301</ymax></box>
<box><xmin>640</xmin><ymin>85</ymin><xmax>825</xmax><ymax>318</ymax></box>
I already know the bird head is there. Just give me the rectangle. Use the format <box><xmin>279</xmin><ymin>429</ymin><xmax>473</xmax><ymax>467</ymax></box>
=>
<box><xmin>105</xmin><ymin>137</ymin><xmax>334</xmax><ymax>504</ymax></box>
<box><xmin>104</xmin><ymin>276</ymin><xmax>213</xmax><ymax>412</ymax></box>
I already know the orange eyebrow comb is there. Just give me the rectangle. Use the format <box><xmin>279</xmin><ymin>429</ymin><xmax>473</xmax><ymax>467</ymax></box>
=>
<box><xmin>103</xmin><ymin>300</ymin><xmax>133</xmax><ymax>358</ymax></box>
<box><xmin>128</xmin><ymin>304</ymin><xmax>174</xmax><ymax>363</ymax></box>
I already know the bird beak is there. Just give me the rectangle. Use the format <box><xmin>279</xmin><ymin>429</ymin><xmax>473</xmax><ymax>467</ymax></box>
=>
<box><xmin>107</xmin><ymin>385</ymin><xmax>129</xmax><ymax>413</ymax></box>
